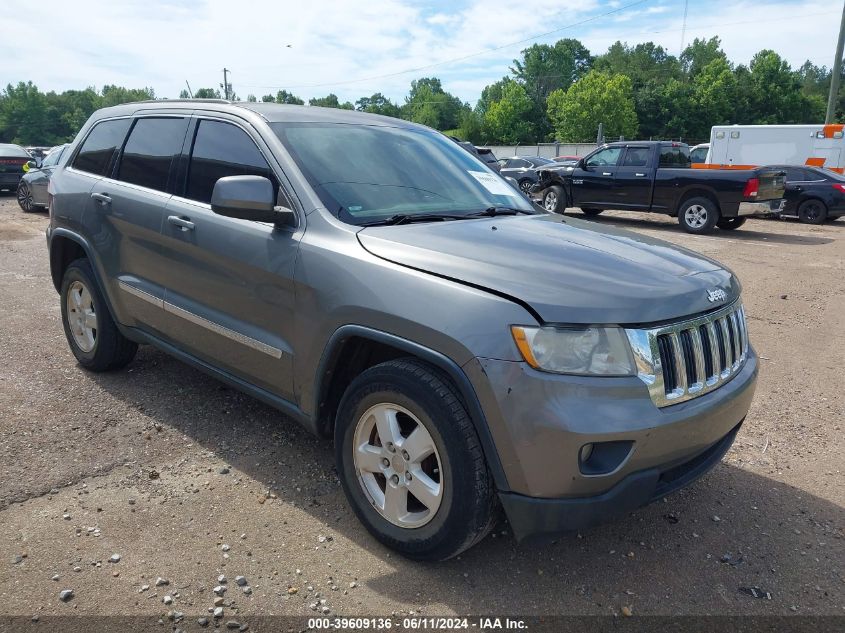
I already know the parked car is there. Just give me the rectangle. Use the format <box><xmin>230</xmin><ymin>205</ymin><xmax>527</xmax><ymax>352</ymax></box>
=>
<box><xmin>25</xmin><ymin>146</ymin><xmax>55</xmax><ymax>167</ymax></box>
<box><xmin>690</xmin><ymin>143</ymin><xmax>709</xmax><ymax>164</ymax></box>
<box><xmin>47</xmin><ymin>102</ymin><xmax>757</xmax><ymax>560</ymax></box>
<box><xmin>0</xmin><ymin>143</ymin><xmax>32</xmax><ymax>193</ymax></box>
<box><xmin>773</xmin><ymin>165</ymin><xmax>845</xmax><ymax>223</ymax></box>
<box><xmin>498</xmin><ymin>155</ymin><xmax>556</xmax><ymax>194</ymax></box>
<box><xmin>532</xmin><ymin>141</ymin><xmax>786</xmax><ymax>234</ymax></box>
<box><xmin>17</xmin><ymin>144</ymin><xmax>68</xmax><ymax>212</ymax></box>
<box><xmin>553</xmin><ymin>155</ymin><xmax>581</xmax><ymax>166</ymax></box>
<box><xmin>452</xmin><ymin>139</ymin><xmax>500</xmax><ymax>172</ymax></box>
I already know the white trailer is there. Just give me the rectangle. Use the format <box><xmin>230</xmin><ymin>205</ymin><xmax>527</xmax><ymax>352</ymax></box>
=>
<box><xmin>701</xmin><ymin>124</ymin><xmax>844</xmax><ymax>174</ymax></box>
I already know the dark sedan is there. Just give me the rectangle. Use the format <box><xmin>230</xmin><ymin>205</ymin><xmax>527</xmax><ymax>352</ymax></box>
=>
<box><xmin>775</xmin><ymin>165</ymin><xmax>845</xmax><ymax>223</ymax></box>
<box><xmin>17</xmin><ymin>144</ymin><xmax>68</xmax><ymax>212</ymax></box>
<box><xmin>497</xmin><ymin>155</ymin><xmax>556</xmax><ymax>194</ymax></box>
<box><xmin>0</xmin><ymin>143</ymin><xmax>32</xmax><ymax>193</ymax></box>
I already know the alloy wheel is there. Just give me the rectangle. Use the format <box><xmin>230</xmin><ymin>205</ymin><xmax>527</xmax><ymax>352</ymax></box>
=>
<box><xmin>684</xmin><ymin>204</ymin><xmax>708</xmax><ymax>229</ymax></box>
<box><xmin>66</xmin><ymin>280</ymin><xmax>98</xmax><ymax>352</ymax></box>
<box><xmin>17</xmin><ymin>184</ymin><xmax>33</xmax><ymax>212</ymax></box>
<box><xmin>352</xmin><ymin>402</ymin><xmax>443</xmax><ymax>528</ymax></box>
<box><xmin>544</xmin><ymin>191</ymin><xmax>558</xmax><ymax>212</ymax></box>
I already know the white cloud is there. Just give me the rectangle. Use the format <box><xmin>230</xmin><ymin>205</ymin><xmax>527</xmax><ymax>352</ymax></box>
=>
<box><xmin>0</xmin><ymin>0</ymin><xmax>839</xmax><ymax>107</ymax></box>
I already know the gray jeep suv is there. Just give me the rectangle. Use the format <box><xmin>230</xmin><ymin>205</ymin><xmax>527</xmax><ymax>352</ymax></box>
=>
<box><xmin>46</xmin><ymin>101</ymin><xmax>757</xmax><ymax>561</ymax></box>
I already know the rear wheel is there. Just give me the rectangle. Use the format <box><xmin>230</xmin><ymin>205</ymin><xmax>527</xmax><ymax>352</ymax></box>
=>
<box><xmin>678</xmin><ymin>197</ymin><xmax>719</xmax><ymax>234</ymax></box>
<box><xmin>581</xmin><ymin>208</ymin><xmax>603</xmax><ymax>217</ymax></box>
<box><xmin>797</xmin><ymin>199</ymin><xmax>828</xmax><ymax>224</ymax></box>
<box><xmin>542</xmin><ymin>185</ymin><xmax>566</xmax><ymax>214</ymax></box>
<box><xmin>716</xmin><ymin>217</ymin><xmax>746</xmax><ymax>230</ymax></box>
<box><xmin>60</xmin><ymin>259</ymin><xmax>138</xmax><ymax>372</ymax></box>
<box><xmin>17</xmin><ymin>182</ymin><xmax>34</xmax><ymax>212</ymax></box>
<box><xmin>335</xmin><ymin>359</ymin><xmax>495</xmax><ymax>561</ymax></box>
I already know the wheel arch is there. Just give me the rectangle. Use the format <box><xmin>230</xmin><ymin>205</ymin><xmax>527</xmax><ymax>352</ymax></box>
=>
<box><xmin>314</xmin><ymin>325</ymin><xmax>509</xmax><ymax>491</ymax></box>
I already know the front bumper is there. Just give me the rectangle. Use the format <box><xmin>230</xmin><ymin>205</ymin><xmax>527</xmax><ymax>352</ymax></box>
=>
<box><xmin>500</xmin><ymin>420</ymin><xmax>741</xmax><ymax>540</ymax></box>
<box><xmin>462</xmin><ymin>346</ymin><xmax>757</xmax><ymax>536</ymax></box>
<box><xmin>738</xmin><ymin>199</ymin><xmax>784</xmax><ymax>216</ymax></box>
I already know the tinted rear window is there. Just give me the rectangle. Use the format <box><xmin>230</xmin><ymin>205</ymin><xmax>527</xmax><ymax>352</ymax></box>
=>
<box><xmin>117</xmin><ymin>118</ymin><xmax>189</xmax><ymax>192</ymax></box>
<box><xmin>659</xmin><ymin>146</ymin><xmax>690</xmax><ymax>167</ymax></box>
<box><xmin>72</xmin><ymin>119</ymin><xmax>132</xmax><ymax>176</ymax></box>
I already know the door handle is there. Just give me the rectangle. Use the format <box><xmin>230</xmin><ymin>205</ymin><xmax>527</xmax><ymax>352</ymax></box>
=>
<box><xmin>635</xmin><ymin>173</ymin><xmax>646</xmax><ymax>177</ymax></box>
<box><xmin>167</xmin><ymin>215</ymin><xmax>195</xmax><ymax>231</ymax></box>
<box><xmin>90</xmin><ymin>192</ymin><xmax>111</xmax><ymax>205</ymax></box>
<box><xmin>602</xmin><ymin>172</ymin><xmax>612</xmax><ymax>176</ymax></box>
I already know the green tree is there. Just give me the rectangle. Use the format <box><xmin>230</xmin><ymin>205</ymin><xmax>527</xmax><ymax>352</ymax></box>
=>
<box><xmin>0</xmin><ymin>82</ymin><xmax>49</xmax><ymax>143</ymax></box>
<box><xmin>193</xmin><ymin>87</ymin><xmax>222</xmax><ymax>99</ymax></box>
<box><xmin>511</xmin><ymin>40</ymin><xmax>592</xmax><ymax>103</ymax></box>
<box><xmin>309</xmin><ymin>93</ymin><xmax>354</xmax><ymax>109</ymax></box>
<box><xmin>403</xmin><ymin>77</ymin><xmax>467</xmax><ymax>130</ymax></box>
<box><xmin>681</xmin><ymin>37</ymin><xmax>727</xmax><ymax>78</ymax></box>
<box><xmin>100</xmin><ymin>85</ymin><xmax>154</xmax><ymax>107</ymax></box>
<box><xmin>456</xmin><ymin>110</ymin><xmax>484</xmax><ymax>144</ymax></box>
<box><xmin>686</xmin><ymin>58</ymin><xmax>739</xmax><ymax>138</ymax></box>
<box><xmin>738</xmin><ymin>50</ymin><xmax>825</xmax><ymax>124</ymax></box>
<box><xmin>547</xmin><ymin>71</ymin><xmax>638</xmax><ymax>142</ymax></box>
<box><xmin>275</xmin><ymin>90</ymin><xmax>304</xmax><ymax>105</ymax></box>
<box><xmin>481</xmin><ymin>82</ymin><xmax>535</xmax><ymax>143</ymax></box>
<box><xmin>355</xmin><ymin>93</ymin><xmax>401</xmax><ymax>117</ymax></box>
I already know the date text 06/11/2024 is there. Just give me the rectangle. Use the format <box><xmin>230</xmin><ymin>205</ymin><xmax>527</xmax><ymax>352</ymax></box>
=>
<box><xmin>306</xmin><ymin>617</ymin><xmax>528</xmax><ymax>630</ymax></box>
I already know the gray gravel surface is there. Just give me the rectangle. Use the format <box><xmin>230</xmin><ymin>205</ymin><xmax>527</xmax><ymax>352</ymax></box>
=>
<box><xmin>0</xmin><ymin>196</ymin><xmax>842</xmax><ymax>618</ymax></box>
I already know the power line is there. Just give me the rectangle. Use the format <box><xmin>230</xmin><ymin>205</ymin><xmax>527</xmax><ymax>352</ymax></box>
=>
<box><xmin>237</xmin><ymin>0</ymin><xmax>652</xmax><ymax>91</ymax></box>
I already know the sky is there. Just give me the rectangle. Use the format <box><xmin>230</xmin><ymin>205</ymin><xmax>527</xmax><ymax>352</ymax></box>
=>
<box><xmin>2</xmin><ymin>0</ymin><xmax>842</xmax><ymax>105</ymax></box>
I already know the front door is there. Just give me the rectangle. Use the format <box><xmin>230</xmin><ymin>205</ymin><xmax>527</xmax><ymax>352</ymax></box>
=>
<box><xmin>569</xmin><ymin>146</ymin><xmax>622</xmax><ymax>208</ymax></box>
<box><xmin>156</xmin><ymin>117</ymin><xmax>302</xmax><ymax>401</ymax></box>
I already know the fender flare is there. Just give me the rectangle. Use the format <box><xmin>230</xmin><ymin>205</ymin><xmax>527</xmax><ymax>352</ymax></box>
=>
<box><xmin>48</xmin><ymin>228</ymin><xmax>119</xmax><ymax>319</ymax></box>
<box><xmin>314</xmin><ymin>324</ymin><xmax>510</xmax><ymax>491</ymax></box>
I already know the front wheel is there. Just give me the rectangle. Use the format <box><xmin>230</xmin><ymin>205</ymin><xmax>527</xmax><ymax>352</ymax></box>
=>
<box><xmin>678</xmin><ymin>197</ymin><xmax>719</xmax><ymax>234</ymax></box>
<box><xmin>797</xmin><ymin>199</ymin><xmax>828</xmax><ymax>224</ymax></box>
<box><xmin>518</xmin><ymin>179</ymin><xmax>533</xmax><ymax>194</ymax></box>
<box><xmin>716</xmin><ymin>217</ymin><xmax>746</xmax><ymax>230</ymax></box>
<box><xmin>542</xmin><ymin>185</ymin><xmax>566</xmax><ymax>214</ymax></box>
<box><xmin>17</xmin><ymin>182</ymin><xmax>34</xmax><ymax>212</ymax></box>
<box><xmin>335</xmin><ymin>359</ymin><xmax>495</xmax><ymax>561</ymax></box>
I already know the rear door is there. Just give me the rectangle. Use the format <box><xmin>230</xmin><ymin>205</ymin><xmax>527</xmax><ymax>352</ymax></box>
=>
<box><xmin>156</xmin><ymin>116</ymin><xmax>302</xmax><ymax>401</ymax></box>
<box><xmin>613</xmin><ymin>145</ymin><xmax>653</xmax><ymax>209</ymax></box>
<box><xmin>569</xmin><ymin>146</ymin><xmax>622</xmax><ymax>208</ymax></box>
<box><xmin>84</xmin><ymin>115</ymin><xmax>190</xmax><ymax>332</ymax></box>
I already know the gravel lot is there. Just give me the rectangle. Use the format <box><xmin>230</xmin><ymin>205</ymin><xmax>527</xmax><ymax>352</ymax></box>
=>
<box><xmin>0</xmin><ymin>195</ymin><xmax>842</xmax><ymax>623</ymax></box>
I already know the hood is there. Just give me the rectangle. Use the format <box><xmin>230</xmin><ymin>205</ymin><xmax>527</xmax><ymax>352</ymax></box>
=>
<box><xmin>357</xmin><ymin>214</ymin><xmax>739</xmax><ymax>325</ymax></box>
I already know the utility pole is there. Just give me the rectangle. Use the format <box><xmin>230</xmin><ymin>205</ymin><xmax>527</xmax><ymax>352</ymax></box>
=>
<box><xmin>184</xmin><ymin>80</ymin><xmax>193</xmax><ymax>99</ymax></box>
<box><xmin>222</xmin><ymin>68</ymin><xmax>230</xmax><ymax>100</ymax></box>
<box><xmin>827</xmin><ymin>1</ymin><xmax>845</xmax><ymax>124</ymax></box>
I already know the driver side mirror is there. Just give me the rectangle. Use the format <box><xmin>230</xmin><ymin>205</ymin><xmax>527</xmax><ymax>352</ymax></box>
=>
<box><xmin>211</xmin><ymin>175</ymin><xmax>295</xmax><ymax>226</ymax></box>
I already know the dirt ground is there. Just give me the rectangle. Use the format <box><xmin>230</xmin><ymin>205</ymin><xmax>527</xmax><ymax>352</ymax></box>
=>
<box><xmin>0</xmin><ymin>195</ymin><xmax>842</xmax><ymax>625</ymax></box>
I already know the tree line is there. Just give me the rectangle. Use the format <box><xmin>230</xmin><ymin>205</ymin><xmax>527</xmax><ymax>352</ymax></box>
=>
<box><xmin>1</xmin><ymin>36</ymin><xmax>842</xmax><ymax>147</ymax></box>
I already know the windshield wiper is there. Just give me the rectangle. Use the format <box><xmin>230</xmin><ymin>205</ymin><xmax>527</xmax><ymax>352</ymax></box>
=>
<box><xmin>468</xmin><ymin>206</ymin><xmax>537</xmax><ymax>217</ymax></box>
<box><xmin>360</xmin><ymin>212</ymin><xmax>471</xmax><ymax>227</ymax></box>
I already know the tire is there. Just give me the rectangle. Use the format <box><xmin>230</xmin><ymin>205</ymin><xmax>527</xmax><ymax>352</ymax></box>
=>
<box><xmin>17</xmin><ymin>182</ymin><xmax>34</xmax><ymax>212</ymax></box>
<box><xmin>60</xmin><ymin>258</ymin><xmax>138</xmax><ymax>372</ymax></box>
<box><xmin>542</xmin><ymin>185</ymin><xmax>566</xmax><ymax>214</ymax></box>
<box><xmin>797</xmin><ymin>199</ymin><xmax>828</xmax><ymax>224</ymax></box>
<box><xmin>678</xmin><ymin>196</ymin><xmax>720</xmax><ymax>234</ymax></box>
<box><xmin>716</xmin><ymin>217</ymin><xmax>746</xmax><ymax>230</ymax></box>
<box><xmin>335</xmin><ymin>358</ymin><xmax>496</xmax><ymax>561</ymax></box>
<box><xmin>581</xmin><ymin>208</ymin><xmax>603</xmax><ymax>217</ymax></box>
<box><xmin>518</xmin><ymin>179</ymin><xmax>533</xmax><ymax>195</ymax></box>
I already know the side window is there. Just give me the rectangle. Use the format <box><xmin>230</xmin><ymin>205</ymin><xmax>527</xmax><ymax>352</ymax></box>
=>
<box><xmin>622</xmin><ymin>147</ymin><xmax>649</xmax><ymax>167</ymax></box>
<box><xmin>658</xmin><ymin>146</ymin><xmax>691</xmax><ymax>167</ymax></box>
<box><xmin>785</xmin><ymin>168</ymin><xmax>805</xmax><ymax>182</ymax></box>
<box><xmin>585</xmin><ymin>147</ymin><xmax>622</xmax><ymax>168</ymax></box>
<box><xmin>41</xmin><ymin>146</ymin><xmax>64</xmax><ymax>168</ymax></box>
<box><xmin>187</xmin><ymin>120</ymin><xmax>278</xmax><ymax>204</ymax></box>
<box><xmin>72</xmin><ymin>119</ymin><xmax>132</xmax><ymax>176</ymax></box>
<box><xmin>117</xmin><ymin>118</ymin><xmax>189</xmax><ymax>192</ymax></box>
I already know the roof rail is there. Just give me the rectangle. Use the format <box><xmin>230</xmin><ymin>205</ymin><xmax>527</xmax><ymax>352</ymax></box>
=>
<box><xmin>130</xmin><ymin>98</ymin><xmax>234</xmax><ymax>105</ymax></box>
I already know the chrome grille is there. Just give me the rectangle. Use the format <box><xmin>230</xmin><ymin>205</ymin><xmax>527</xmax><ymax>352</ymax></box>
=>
<box><xmin>625</xmin><ymin>301</ymin><xmax>749</xmax><ymax>408</ymax></box>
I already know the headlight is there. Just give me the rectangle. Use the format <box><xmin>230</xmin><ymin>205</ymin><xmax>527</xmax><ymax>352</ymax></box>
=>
<box><xmin>511</xmin><ymin>325</ymin><xmax>636</xmax><ymax>376</ymax></box>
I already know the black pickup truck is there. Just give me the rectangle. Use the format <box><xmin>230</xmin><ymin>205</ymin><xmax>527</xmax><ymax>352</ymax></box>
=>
<box><xmin>531</xmin><ymin>141</ymin><xmax>786</xmax><ymax>233</ymax></box>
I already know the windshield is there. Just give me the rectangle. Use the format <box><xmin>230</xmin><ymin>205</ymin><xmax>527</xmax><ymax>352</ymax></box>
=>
<box><xmin>270</xmin><ymin>122</ymin><xmax>533</xmax><ymax>225</ymax></box>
